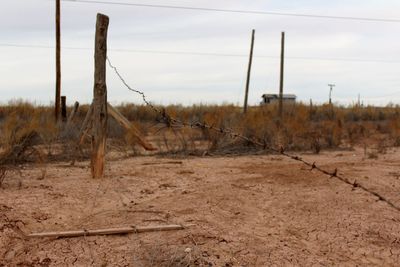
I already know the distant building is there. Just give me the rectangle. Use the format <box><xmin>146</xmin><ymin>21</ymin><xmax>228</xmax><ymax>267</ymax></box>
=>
<box><xmin>260</xmin><ymin>93</ymin><xmax>296</xmax><ymax>105</ymax></box>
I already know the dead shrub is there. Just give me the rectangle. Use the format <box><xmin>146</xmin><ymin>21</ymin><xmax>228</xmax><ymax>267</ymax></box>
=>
<box><xmin>2</xmin><ymin>101</ymin><xmax>400</xmax><ymax>159</ymax></box>
<box><xmin>134</xmin><ymin>243</ymin><xmax>210</xmax><ymax>267</ymax></box>
<box><xmin>0</xmin><ymin>130</ymin><xmax>43</xmax><ymax>187</ymax></box>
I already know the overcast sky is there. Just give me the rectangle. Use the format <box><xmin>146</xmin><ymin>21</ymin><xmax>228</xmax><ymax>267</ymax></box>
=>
<box><xmin>1</xmin><ymin>0</ymin><xmax>400</xmax><ymax>106</ymax></box>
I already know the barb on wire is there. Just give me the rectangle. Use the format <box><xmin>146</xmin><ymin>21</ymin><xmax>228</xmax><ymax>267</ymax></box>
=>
<box><xmin>107</xmin><ymin>57</ymin><xmax>160</xmax><ymax>113</ymax></box>
<box><xmin>107</xmin><ymin>57</ymin><xmax>400</xmax><ymax>213</ymax></box>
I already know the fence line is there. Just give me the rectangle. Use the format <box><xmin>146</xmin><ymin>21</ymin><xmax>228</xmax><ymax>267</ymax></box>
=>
<box><xmin>107</xmin><ymin>57</ymin><xmax>400</xmax><ymax>213</ymax></box>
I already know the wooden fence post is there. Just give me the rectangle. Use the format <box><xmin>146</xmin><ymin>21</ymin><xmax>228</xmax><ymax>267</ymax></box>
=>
<box><xmin>66</xmin><ymin>101</ymin><xmax>80</xmax><ymax>126</ymax></box>
<box><xmin>78</xmin><ymin>104</ymin><xmax>93</xmax><ymax>145</ymax></box>
<box><xmin>61</xmin><ymin>96</ymin><xmax>67</xmax><ymax>122</ymax></box>
<box><xmin>91</xmin><ymin>13</ymin><xmax>109</xmax><ymax>179</ymax></box>
<box><xmin>243</xmin><ymin>29</ymin><xmax>255</xmax><ymax>114</ymax></box>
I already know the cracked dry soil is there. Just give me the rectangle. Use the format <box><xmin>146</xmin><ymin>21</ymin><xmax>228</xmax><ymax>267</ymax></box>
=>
<box><xmin>1</xmin><ymin>147</ymin><xmax>400</xmax><ymax>266</ymax></box>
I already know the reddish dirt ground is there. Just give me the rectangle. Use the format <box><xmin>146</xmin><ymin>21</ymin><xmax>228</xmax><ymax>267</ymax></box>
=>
<box><xmin>1</xmin><ymin>147</ymin><xmax>400</xmax><ymax>266</ymax></box>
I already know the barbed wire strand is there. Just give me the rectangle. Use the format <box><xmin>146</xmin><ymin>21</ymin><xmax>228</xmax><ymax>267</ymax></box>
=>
<box><xmin>106</xmin><ymin>56</ymin><xmax>400</xmax><ymax>213</ymax></box>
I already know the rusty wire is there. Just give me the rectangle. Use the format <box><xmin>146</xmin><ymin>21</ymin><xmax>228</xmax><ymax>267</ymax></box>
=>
<box><xmin>107</xmin><ymin>57</ymin><xmax>400</xmax><ymax>212</ymax></box>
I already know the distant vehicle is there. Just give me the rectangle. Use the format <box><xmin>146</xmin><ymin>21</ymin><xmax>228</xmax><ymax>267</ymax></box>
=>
<box><xmin>260</xmin><ymin>93</ymin><xmax>296</xmax><ymax>105</ymax></box>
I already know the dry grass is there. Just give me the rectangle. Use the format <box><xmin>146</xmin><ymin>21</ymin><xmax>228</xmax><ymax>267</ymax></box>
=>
<box><xmin>133</xmin><ymin>243</ymin><xmax>211</xmax><ymax>267</ymax></box>
<box><xmin>1</xmin><ymin>100</ymin><xmax>400</xmax><ymax>165</ymax></box>
<box><xmin>127</xmin><ymin>102</ymin><xmax>400</xmax><ymax>154</ymax></box>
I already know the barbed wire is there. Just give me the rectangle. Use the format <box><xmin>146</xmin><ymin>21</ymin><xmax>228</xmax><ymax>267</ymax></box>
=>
<box><xmin>106</xmin><ymin>57</ymin><xmax>400</xmax><ymax>213</ymax></box>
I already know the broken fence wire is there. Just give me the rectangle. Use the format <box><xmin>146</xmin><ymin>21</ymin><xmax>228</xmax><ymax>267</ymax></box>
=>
<box><xmin>107</xmin><ymin>57</ymin><xmax>400</xmax><ymax>213</ymax></box>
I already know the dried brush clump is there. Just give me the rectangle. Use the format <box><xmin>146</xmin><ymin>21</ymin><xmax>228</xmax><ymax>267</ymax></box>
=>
<box><xmin>134</xmin><ymin>244</ymin><xmax>211</xmax><ymax>267</ymax></box>
<box><xmin>134</xmin><ymin>103</ymin><xmax>400</xmax><ymax>155</ymax></box>
<box><xmin>0</xmin><ymin>129</ymin><xmax>42</xmax><ymax>187</ymax></box>
<box><xmin>0</xmin><ymin>107</ymin><xmax>52</xmax><ymax>186</ymax></box>
<box><xmin>2</xmin><ymin>101</ymin><xmax>400</xmax><ymax>159</ymax></box>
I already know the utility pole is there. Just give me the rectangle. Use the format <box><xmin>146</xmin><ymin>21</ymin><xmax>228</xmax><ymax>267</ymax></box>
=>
<box><xmin>278</xmin><ymin>32</ymin><xmax>285</xmax><ymax>119</ymax></box>
<box><xmin>328</xmin><ymin>84</ymin><xmax>335</xmax><ymax>105</ymax></box>
<box><xmin>55</xmin><ymin>0</ymin><xmax>61</xmax><ymax>122</ymax></box>
<box><xmin>243</xmin><ymin>29</ymin><xmax>255</xmax><ymax>114</ymax></box>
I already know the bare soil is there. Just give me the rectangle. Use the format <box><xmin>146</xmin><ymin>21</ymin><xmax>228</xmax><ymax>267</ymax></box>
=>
<box><xmin>1</xmin><ymin>147</ymin><xmax>400</xmax><ymax>266</ymax></box>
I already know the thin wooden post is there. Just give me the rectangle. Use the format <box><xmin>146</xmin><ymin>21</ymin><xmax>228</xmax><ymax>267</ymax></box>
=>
<box><xmin>70</xmin><ymin>104</ymin><xmax>92</xmax><ymax>166</ymax></box>
<box><xmin>278</xmin><ymin>32</ymin><xmax>285</xmax><ymax>119</ymax></box>
<box><xmin>77</xmin><ymin>104</ymin><xmax>93</xmax><ymax>145</ymax></box>
<box><xmin>55</xmin><ymin>0</ymin><xmax>61</xmax><ymax>122</ymax></box>
<box><xmin>91</xmin><ymin>13</ymin><xmax>109</xmax><ymax>179</ymax></box>
<box><xmin>243</xmin><ymin>29</ymin><xmax>255</xmax><ymax>114</ymax></box>
<box><xmin>61</xmin><ymin>96</ymin><xmax>67</xmax><ymax>122</ymax></box>
<box><xmin>66</xmin><ymin>101</ymin><xmax>80</xmax><ymax>126</ymax></box>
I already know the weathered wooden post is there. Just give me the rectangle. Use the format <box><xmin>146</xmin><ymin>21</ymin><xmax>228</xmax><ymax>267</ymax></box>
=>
<box><xmin>61</xmin><ymin>96</ymin><xmax>67</xmax><ymax>122</ymax></box>
<box><xmin>278</xmin><ymin>32</ymin><xmax>285</xmax><ymax>119</ymax></box>
<box><xmin>66</xmin><ymin>101</ymin><xmax>80</xmax><ymax>126</ymax></box>
<box><xmin>55</xmin><ymin>0</ymin><xmax>61</xmax><ymax>121</ymax></box>
<box><xmin>243</xmin><ymin>29</ymin><xmax>255</xmax><ymax>114</ymax></box>
<box><xmin>91</xmin><ymin>13</ymin><xmax>109</xmax><ymax>178</ymax></box>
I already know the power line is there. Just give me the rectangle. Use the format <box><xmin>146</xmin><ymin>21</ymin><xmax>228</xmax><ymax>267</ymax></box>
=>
<box><xmin>58</xmin><ymin>0</ymin><xmax>400</xmax><ymax>23</ymax></box>
<box><xmin>2</xmin><ymin>43</ymin><xmax>400</xmax><ymax>64</ymax></box>
<box><xmin>0</xmin><ymin>43</ymin><xmax>90</xmax><ymax>50</ymax></box>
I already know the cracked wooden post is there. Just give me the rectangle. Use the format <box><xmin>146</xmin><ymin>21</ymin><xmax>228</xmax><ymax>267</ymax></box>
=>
<box><xmin>91</xmin><ymin>13</ymin><xmax>109</xmax><ymax>178</ymax></box>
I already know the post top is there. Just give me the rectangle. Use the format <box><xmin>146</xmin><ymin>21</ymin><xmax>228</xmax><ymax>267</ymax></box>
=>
<box><xmin>97</xmin><ymin>13</ymin><xmax>110</xmax><ymax>20</ymax></box>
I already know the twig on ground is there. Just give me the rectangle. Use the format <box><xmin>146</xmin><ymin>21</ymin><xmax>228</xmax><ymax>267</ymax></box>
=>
<box><xmin>26</xmin><ymin>224</ymin><xmax>195</xmax><ymax>238</ymax></box>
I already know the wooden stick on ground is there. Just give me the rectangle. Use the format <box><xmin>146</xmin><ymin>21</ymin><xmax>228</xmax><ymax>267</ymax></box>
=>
<box><xmin>142</xmin><ymin>161</ymin><xmax>183</xmax><ymax>166</ymax></box>
<box><xmin>27</xmin><ymin>224</ymin><xmax>194</xmax><ymax>238</ymax></box>
<box><xmin>107</xmin><ymin>103</ymin><xmax>156</xmax><ymax>151</ymax></box>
